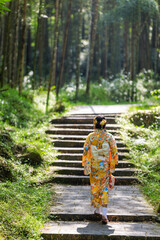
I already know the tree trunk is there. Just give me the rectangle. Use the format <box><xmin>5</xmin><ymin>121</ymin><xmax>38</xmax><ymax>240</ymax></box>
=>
<box><xmin>102</xmin><ymin>24</ymin><xmax>108</xmax><ymax>79</ymax></box>
<box><xmin>26</xmin><ymin>28</ymin><xmax>32</xmax><ymax>71</ymax></box>
<box><xmin>75</xmin><ymin>0</ymin><xmax>83</xmax><ymax>100</ymax></box>
<box><xmin>56</xmin><ymin>0</ymin><xmax>73</xmax><ymax>99</ymax></box>
<box><xmin>130</xmin><ymin>22</ymin><xmax>136</xmax><ymax>102</ymax></box>
<box><xmin>38</xmin><ymin>18</ymin><xmax>44</xmax><ymax>86</ymax></box>
<box><xmin>18</xmin><ymin>0</ymin><xmax>27</xmax><ymax>95</ymax></box>
<box><xmin>94</xmin><ymin>32</ymin><xmax>101</xmax><ymax>83</ymax></box>
<box><xmin>0</xmin><ymin>2</ymin><xmax>12</xmax><ymax>88</ymax></box>
<box><xmin>33</xmin><ymin>0</ymin><xmax>43</xmax><ymax>89</ymax></box>
<box><xmin>86</xmin><ymin>0</ymin><xmax>99</xmax><ymax>96</ymax></box>
<box><xmin>0</xmin><ymin>15</ymin><xmax>3</xmax><ymax>58</ymax></box>
<box><xmin>139</xmin><ymin>15</ymin><xmax>151</xmax><ymax>72</ymax></box>
<box><xmin>124</xmin><ymin>21</ymin><xmax>129</xmax><ymax>73</ymax></box>
<box><xmin>151</xmin><ymin>19</ymin><xmax>158</xmax><ymax>73</ymax></box>
<box><xmin>114</xmin><ymin>22</ymin><xmax>121</xmax><ymax>74</ymax></box>
<box><xmin>8</xmin><ymin>1</ymin><xmax>16</xmax><ymax>87</ymax></box>
<box><xmin>46</xmin><ymin>0</ymin><xmax>60</xmax><ymax>113</ymax></box>
<box><xmin>11</xmin><ymin>0</ymin><xmax>20</xmax><ymax>88</ymax></box>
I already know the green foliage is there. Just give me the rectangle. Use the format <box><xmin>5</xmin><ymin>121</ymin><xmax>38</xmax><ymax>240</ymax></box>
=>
<box><xmin>105</xmin><ymin>0</ymin><xmax>159</xmax><ymax>23</ymax></box>
<box><xmin>151</xmin><ymin>89</ymin><xmax>160</xmax><ymax>101</ymax></box>
<box><xmin>59</xmin><ymin>80</ymin><xmax>113</xmax><ymax>104</ymax></box>
<box><xmin>0</xmin><ymin>181</ymin><xmax>51</xmax><ymax>240</ymax></box>
<box><xmin>118</xmin><ymin>112</ymin><xmax>160</xmax><ymax>212</ymax></box>
<box><xmin>59</xmin><ymin>70</ymin><xmax>160</xmax><ymax>104</ymax></box>
<box><xmin>51</xmin><ymin>101</ymin><xmax>66</xmax><ymax>113</ymax></box>
<box><xmin>0</xmin><ymin>89</ymin><xmax>57</xmax><ymax>239</ymax></box>
<box><xmin>0</xmin><ymin>89</ymin><xmax>39</xmax><ymax>128</ymax></box>
<box><xmin>0</xmin><ymin>0</ymin><xmax>11</xmax><ymax>14</ymax></box>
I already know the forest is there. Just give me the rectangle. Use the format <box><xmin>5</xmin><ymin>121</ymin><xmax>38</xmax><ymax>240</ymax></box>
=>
<box><xmin>0</xmin><ymin>0</ymin><xmax>160</xmax><ymax>105</ymax></box>
<box><xmin>0</xmin><ymin>1</ymin><xmax>160</xmax><ymax>240</ymax></box>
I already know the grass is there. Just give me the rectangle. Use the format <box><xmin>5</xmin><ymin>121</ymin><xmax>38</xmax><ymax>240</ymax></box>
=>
<box><xmin>58</xmin><ymin>82</ymin><xmax>141</xmax><ymax>105</ymax></box>
<box><xmin>118</xmin><ymin>110</ymin><xmax>160</xmax><ymax>214</ymax></box>
<box><xmin>0</xmin><ymin>181</ymin><xmax>51</xmax><ymax>240</ymax></box>
<box><xmin>0</xmin><ymin>88</ymin><xmax>61</xmax><ymax>240</ymax></box>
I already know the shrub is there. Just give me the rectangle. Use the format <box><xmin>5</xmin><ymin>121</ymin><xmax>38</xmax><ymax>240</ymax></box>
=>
<box><xmin>0</xmin><ymin>89</ymin><xmax>35</xmax><ymax>127</ymax></box>
<box><xmin>59</xmin><ymin>69</ymin><xmax>160</xmax><ymax>104</ymax></box>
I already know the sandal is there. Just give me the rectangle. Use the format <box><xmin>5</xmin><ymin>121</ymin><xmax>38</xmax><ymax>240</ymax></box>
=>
<box><xmin>102</xmin><ymin>216</ymin><xmax>109</xmax><ymax>224</ymax></box>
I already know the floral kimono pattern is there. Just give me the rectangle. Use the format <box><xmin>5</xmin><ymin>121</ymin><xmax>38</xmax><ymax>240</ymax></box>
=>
<box><xmin>82</xmin><ymin>129</ymin><xmax>118</xmax><ymax>207</ymax></box>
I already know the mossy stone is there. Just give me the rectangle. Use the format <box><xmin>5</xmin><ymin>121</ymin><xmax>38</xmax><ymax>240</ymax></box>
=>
<box><xmin>0</xmin><ymin>130</ymin><xmax>13</xmax><ymax>144</ymax></box>
<box><xmin>13</xmin><ymin>143</ymin><xmax>27</xmax><ymax>154</ymax></box>
<box><xmin>129</xmin><ymin>112</ymin><xmax>159</xmax><ymax>128</ymax></box>
<box><xmin>157</xmin><ymin>203</ymin><xmax>160</xmax><ymax>214</ymax></box>
<box><xmin>52</xmin><ymin>101</ymin><xmax>65</xmax><ymax>113</ymax></box>
<box><xmin>0</xmin><ymin>157</ymin><xmax>14</xmax><ymax>181</ymax></box>
<box><xmin>0</xmin><ymin>143</ymin><xmax>12</xmax><ymax>159</ymax></box>
<box><xmin>20</xmin><ymin>151</ymin><xmax>43</xmax><ymax>167</ymax></box>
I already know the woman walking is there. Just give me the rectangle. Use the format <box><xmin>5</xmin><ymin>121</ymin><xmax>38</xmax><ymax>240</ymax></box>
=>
<box><xmin>82</xmin><ymin>115</ymin><xmax>118</xmax><ymax>224</ymax></box>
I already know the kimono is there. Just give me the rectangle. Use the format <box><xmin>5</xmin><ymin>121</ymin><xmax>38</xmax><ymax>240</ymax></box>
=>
<box><xmin>82</xmin><ymin>129</ymin><xmax>118</xmax><ymax>208</ymax></box>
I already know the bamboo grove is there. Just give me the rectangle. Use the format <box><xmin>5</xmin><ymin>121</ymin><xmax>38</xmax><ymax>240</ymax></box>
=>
<box><xmin>0</xmin><ymin>0</ymin><xmax>160</xmax><ymax>103</ymax></box>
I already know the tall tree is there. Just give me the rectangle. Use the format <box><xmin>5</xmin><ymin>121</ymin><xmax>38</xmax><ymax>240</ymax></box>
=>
<box><xmin>18</xmin><ymin>0</ymin><xmax>27</xmax><ymax>95</ymax></box>
<box><xmin>33</xmin><ymin>0</ymin><xmax>43</xmax><ymax>90</ymax></box>
<box><xmin>46</xmin><ymin>0</ymin><xmax>60</xmax><ymax>112</ymax></box>
<box><xmin>86</xmin><ymin>0</ymin><xmax>99</xmax><ymax>95</ymax></box>
<box><xmin>75</xmin><ymin>0</ymin><xmax>83</xmax><ymax>100</ymax></box>
<box><xmin>11</xmin><ymin>0</ymin><xmax>20</xmax><ymax>88</ymax></box>
<box><xmin>56</xmin><ymin>0</ymin><xmax>73</xmax><ymax>99</ymax></box>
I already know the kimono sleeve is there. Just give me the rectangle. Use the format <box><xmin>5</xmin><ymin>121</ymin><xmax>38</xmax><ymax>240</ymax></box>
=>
<box><xmin>109</xmin><ymin>135</ymin><xmax>118</xmax><ymax>173</ymax></box>
<box><xmin>82</xmin><ymin>133</ymin><xmax>92</xmax><ymax>175</ymax></box>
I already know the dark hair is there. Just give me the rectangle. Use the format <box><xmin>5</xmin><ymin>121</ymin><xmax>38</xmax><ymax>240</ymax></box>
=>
<box><xmin>94</xmin><ymin>115</ymin><xmax>106</xmax><ymax>129</ymax></box>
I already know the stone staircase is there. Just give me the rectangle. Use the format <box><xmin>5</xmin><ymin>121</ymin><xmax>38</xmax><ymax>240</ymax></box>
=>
<box><xmin>41</xmin><ymin>113</ymin><xmax>160</xmax><ymax>239</ymax></box>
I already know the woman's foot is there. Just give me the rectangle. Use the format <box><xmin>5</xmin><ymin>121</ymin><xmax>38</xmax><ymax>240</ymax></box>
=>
<box><xmin>102</xmin><ymin>215</ymin><xmax>109</xmax><ymax>224</ymax></box>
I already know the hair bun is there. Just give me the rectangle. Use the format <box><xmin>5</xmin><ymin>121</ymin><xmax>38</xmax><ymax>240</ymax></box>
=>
<box><xmin>93</xmin><ymin>115</ymin><xmax>107</xmax><ymax>129</ymax></box>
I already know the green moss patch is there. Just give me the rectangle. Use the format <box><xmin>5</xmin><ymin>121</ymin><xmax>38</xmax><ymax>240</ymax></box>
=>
<box><xmin>118</xmin><ymin>111</ymin><xmax>160</xmax><ymax>214</ymax></box>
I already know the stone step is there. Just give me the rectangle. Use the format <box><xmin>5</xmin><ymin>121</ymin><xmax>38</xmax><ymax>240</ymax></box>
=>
<box><xmin>46</xmin><ymin>128</ymin><xmax>119</xmax><ymax>136</ymax></box>
<box><xmin>49</xmin><ymin>213</ymin><xmax>155</xmax><ymax>223</ymax></box>
<box><xmin>42</xmin><ymin>221</ymin><xmax>160</xmax><ymax>240</ymax></box>
<box><xmin>51</xmin><ymin>160</ymin><xmax>135</xmax><ymax>168</ymax></box>
<box><xmin>50</xmin><ymin>117</ymin><xmax>117</xmax><ymax>124</ymax></box>
<box><xmin>47</xmin><ymin>185</ymin><xmax>155</xmax><ymax>222</ymax></box>
<box><xmin>47</xmin><ymin>134</ymin><xmax>122</xmax><ymax>141</ymax></box>
<box><xmin>51</xmin><ymin>167</ymin><xmax>135</xmax><ymax>176</ymax></box>
<box><xmin>55</xmin><ymin>152</ymin><xmax>128</xmax><ymax>160</ymax></box>
<box><xmin>68</xmin><ymin>113</ymin><xmax>120</xmax><ymax>116</ymax></box>
<box><xmin>49</xmin><ymin>175</ymin><xmax>139</xmax><ymax>185</ymax></box>
<box><xmin>42</xmin><ymin>112</ymin><xmax>159</xmax><ymax>240</ymax></box>
<box><xmin>54</xmin><ymin>147</ymin><xmax>128</xmax><ymax>153</ymax></box>
<box><xmin>52</xmin><ymin>140</ymin><xmax>126</xmax><ymax>148</ymax></box>
<box><xmin>51</xmin><ymin>124</ymin><xmax>120</xmax><ymax>130</ymax></box>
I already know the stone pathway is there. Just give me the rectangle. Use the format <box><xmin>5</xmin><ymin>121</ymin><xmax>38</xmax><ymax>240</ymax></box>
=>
<box><xmin>68</xmin><ymin>104</ymin><xmax>135</xmax><ymax>114</ymax></box>
<box><xmin>42</xmin><ymin>110</ymin><xmax>160</xmax><ymax>239</ymax></box>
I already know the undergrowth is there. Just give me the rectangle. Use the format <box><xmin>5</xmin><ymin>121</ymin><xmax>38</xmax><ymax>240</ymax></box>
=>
<box><xmin>58</xmin><ymin>70</ymin><xmax>160</xmax><ymax>105</ymax></box>
<box><xmin>0</xmin><ymin>89</ymin><xmax>59</xmax><ymax>240</ymax></box>
<box><xmin>118</xmin><ymin>110</ymin><xmax>160</xmax><ymax>214</ymax></box>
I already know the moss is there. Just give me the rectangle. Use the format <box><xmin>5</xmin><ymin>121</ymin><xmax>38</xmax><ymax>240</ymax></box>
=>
<box><xmin>19</xmin><ymin>148</ymin><xmax>43</xmax><ymax>167</ymax></box>
<box><xmin>51</xmin><ymin>101</ymin><xmax>65</xmax><ymax>113</ymax></box>
<box><xmin>0</xmin><ymin>130</ymin><xmax>13</xmax><ymax>144</ymax></box>
<box><xmin>0</xmin><ymin>157</ymin><xmax>14</xmax><ymax>181</ymax></box>
<box><xmin>118</xmin><ymin>112</ymin><xmax>160</xmax><ymax>213</ymax></box>
<box><xmin>157</xmin><ymin>203</ymin><xmax>160</xmax><ymax>214</ymax></box>
<box><xmin>13</xmin><ymin>143</ymin><xmax>27</xmax><ymax>155</ymax></box>
<box><xmin>129</xmin><ymin>112</ymin><xmax>159</xmax><ymax>128</ymax></box>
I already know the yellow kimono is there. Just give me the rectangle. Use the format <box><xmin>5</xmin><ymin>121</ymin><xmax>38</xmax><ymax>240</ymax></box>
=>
<box><xmin>82</xmin><ymin>129</ymin><xmax>118</xmax><ymax>207</ymax></box>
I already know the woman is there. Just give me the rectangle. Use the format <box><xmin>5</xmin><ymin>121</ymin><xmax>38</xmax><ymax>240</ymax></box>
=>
<box><xmin>82</xmin><ymin>115</ymin><xmax>118</xmax><ymax>224</ymax></box>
